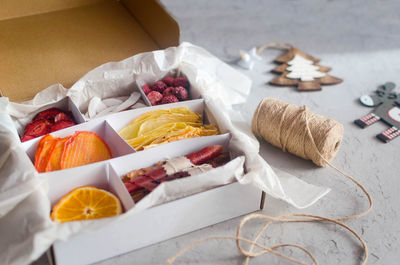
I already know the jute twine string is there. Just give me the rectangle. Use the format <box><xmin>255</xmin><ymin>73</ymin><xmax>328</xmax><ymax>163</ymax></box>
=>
<box><xmin>167</xmin><ymin>98</ymin><xmax>372</xmax><ymax>264</ymax></box>
<box><xmin>256</xmin><ymin>42</ymin><xmax>293</xmax><ymax>54</ymax></box>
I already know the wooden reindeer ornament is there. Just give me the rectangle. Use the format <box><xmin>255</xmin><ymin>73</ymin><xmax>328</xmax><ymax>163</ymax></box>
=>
<box><xmin>355</xmin><ymin>82</ymin><xmax>400</xmax><ymax>143</ymax></box>
<box><xmin>270</xmin><ymin>47</ymin><xmax>342</xmax><ymax>91</ymax></box>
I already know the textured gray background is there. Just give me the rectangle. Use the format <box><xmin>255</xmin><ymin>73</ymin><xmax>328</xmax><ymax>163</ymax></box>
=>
<box><xmin>33</xmin><ymin>0</ymin><xmax>400</xmax><ymax>264</ymax></box>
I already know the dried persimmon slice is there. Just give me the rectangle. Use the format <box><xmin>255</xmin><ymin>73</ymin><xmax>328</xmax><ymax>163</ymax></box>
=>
<box><xmin>60</xmin><ymin>132</ymin><xmax>112</xmax><ymax>169</ymax></box>
<box><xmin>34</xmin><ymin>134</ymin><xmax>57</xmax><ymax>173</ymax></box>
<box><xmin>44</xmin><ymin>137</ymin><xmax>70</xmax><ymax>172</ymax></box>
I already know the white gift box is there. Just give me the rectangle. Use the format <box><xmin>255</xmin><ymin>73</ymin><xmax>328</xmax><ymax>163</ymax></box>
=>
<box><xmin>20</xmin><ymin>99</ymin><xmax>262</xmax><ymax>265</ymax></box>
<box><xmin>0</xmin><ymin>41</ymin><xmax>330</xmax><ymax>265</ymax></box>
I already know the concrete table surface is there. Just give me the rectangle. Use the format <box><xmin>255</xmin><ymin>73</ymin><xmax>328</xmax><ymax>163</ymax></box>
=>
<box><xmin>33</xmin><ymin>0</ymin><xmax>400</xmax><ymax>264</ymax></box>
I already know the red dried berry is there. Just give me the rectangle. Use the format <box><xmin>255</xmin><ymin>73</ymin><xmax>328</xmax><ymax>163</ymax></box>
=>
<box><xmin>21</xmin><ymin>135</ymin><xmax>35</xmax><ymax>142</ymax></box>
<box><xmin>50</xmin><ymin>120</ymin><xmax>75</xmax><ymax>132</ymax></box>
<box><xmin>54</xmin><ymin>112</ymin><xmax>74</xmax><ymax>123</ymax></box>
<box><xmin>23</xmin><ymin>120</ymin><xmax>51</xmax><ymax>137</ymax></box>
<box><xmin>142</xmin><ymin>84</ymin><xmax>152</xmax><ymax>95</ymax></box>
<box><xmin>172</xmin><ymin>86</ymin><xmax>189</xmax><ymax>101</ymax></box>
<box><xmin>162</xmin><ymin>76</ymin><xmax>175</xmax><ymax>86</ymax></box>
<box><xmin>161</xmin><ymin>95</ymin><xmax>179</xmax><ymax>104</ymax></box>
<box><xmin>147</xmin><ymin>91</ymin><xmax>163</xmax><ymax>106</ymax></box>
<box><xmin>162</xmin><ymin>87</ymin><xmax>174</xmax><ymax>97</ymax></box>
<box><xmin>151</xmin><ymin>81</ymin><xmax>167</xmax><ymax>93</ymax></box>
<box><xmin>173</xmin><ymin>77</ymin><xmax>190</xmax><ymax>89</ymax></box>
<box><xmin>33</xmin><ymin>108</ymin><xmax>64</xmax><ymax>122</ymax></box>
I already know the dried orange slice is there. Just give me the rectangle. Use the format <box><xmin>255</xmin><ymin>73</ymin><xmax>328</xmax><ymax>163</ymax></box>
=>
<box><xmin>51</xmin><ymin>186</ymin><xmax>122</xmax><ymax>223</ymax></box>
<box><xmin>44</xmin><ymin>137</ymin><xmax>70</xmax><ymax>172</ymax></box>
<box><xmin>34</xmin><ymin>134</ymin><xmax>57</xmax><ymax>173</ymax></box>
<box><xmin>60</xmin><ymin>132</ymin><xmax>112</xmax><ymax>169</ymax></box>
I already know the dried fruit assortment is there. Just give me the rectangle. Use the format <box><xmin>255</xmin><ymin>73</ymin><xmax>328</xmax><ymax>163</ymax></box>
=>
<box><xmin>34</xmin><ymin>131</ymin><xmax>112</xmax><ymax>173</ymax></box>
<box><xmin>22</xmin><ymin>107</ymin><xmax>76</xmax><ymax>142</ymax></box>
<box><xmin>51</xmin><ymin>186</ymin><xmax>122</xmax><ymax>223</ymax></box>
<box><xmin>118</xmin><ymin>107</ymin><xmax>219</xmax><ymax>150</ymax></box>
<box><xmin>142</xmin><ymin>76</ymin><xmax>190</xmax><ymax>105</ymax></box>
<box><xmin>122</xmin><ymin>145</ymin><xmax>230</xmax><ymax>202</ymax></box>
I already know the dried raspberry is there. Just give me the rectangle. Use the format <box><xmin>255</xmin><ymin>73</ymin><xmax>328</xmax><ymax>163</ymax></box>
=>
<box><xmin>147</xmin><ymin>91</ymin><xmax>163</xmax><ymax>106</ymax></box>
<box><xmin>142</xmin><ymin>84</ymin><xmax>152</xmax><ymax>95</ymax></box>
<box><xmin>21</xmin><ymin>135</ymin><xmax>35</xmax><ymax>142</ymax></box>
<box><xmin>54</xmin><ymin>112</ymin><xmax>74</xmax><ymax>123</ymax></box>
<box><xmin>33</xmin><ymin>108</ymin><xmax>64</xmax><ymax>122</ymax></box>
<box><xmin>161</xmin><ymin>95</ymin><xmax>179</xmax><ymax>104</ymax></box>
<box><xmin>151</xmin><ymin>81</ymin><xmax>167</xmax><ymax>93</ymax></box>
<box><xmin>50</xmin><ymin>120</ymin><xmax>75</xmax><ymax>132</ymax></box>
<box><xmin>23</xmin><ymin>120</ymin><xmax>51</xmax><ymax>137</ymax></box>
<box><xmin>162</xmin><ymin>87</ymin><xmax>174</xmax><ymax>97</ymax></box>
<box><xmin>173</xmin><ymin>77</ymin><xmax>190</xmax><ymax>89</ymax></box>
<box><xmin>162</xmin><ymin>76</ymin><xmax>175</xmax><ymax>86</ymax></box>
<box><xmin>172</xmin><ymin>86</ymin><xmax>189</xmax><ymax>101</ymax></box>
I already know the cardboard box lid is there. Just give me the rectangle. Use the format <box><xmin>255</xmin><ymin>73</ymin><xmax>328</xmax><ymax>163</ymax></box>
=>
<box><xmin>0</xmin><ymin>0</ymin><xmax>180</xmax><ymax>102</ymax></box>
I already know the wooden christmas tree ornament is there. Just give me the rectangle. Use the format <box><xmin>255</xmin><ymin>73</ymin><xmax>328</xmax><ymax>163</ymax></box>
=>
<box><xmin>355</xmin><ymin>82</ymin><xmax>400</xmax><ymax>143</ymax></box>
<box><xmin>269</xmin><ymin>47</ymin><xmax>342</xmax><ymax>91</ymax></box>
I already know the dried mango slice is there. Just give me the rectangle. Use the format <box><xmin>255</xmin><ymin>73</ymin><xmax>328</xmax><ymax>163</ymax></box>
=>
<box><xmin>120</xmin><ymin>107</ymin><xmax>219</xmax><ymax>150</ymax></box>
<box><xmin>126</xmin><ymin>122</ymin><xmax>188</xmax><ymax>150</ymax></box>
<box><xmin>34</xmin><ymin>134</ymin><xmax>57</xmax><ymax>173</ymax></box>
<box><xmin>119</xmin><ymin>107</ymin><xmax>201</xmax><ymax>140</ymax></box>
<box><xmin>60</xmin><ymin>132</ymin><xmax>112</xmax><ymax>169</ymax></box>
<box><xmin>44</xmin><ymin>137</ymin><xmax>70</xmax><ymax>172</ymax></box>
<box><xmin>137</xmin><ymin>115</ymin><xmax>201</xmax><ymax>137</ymax></box>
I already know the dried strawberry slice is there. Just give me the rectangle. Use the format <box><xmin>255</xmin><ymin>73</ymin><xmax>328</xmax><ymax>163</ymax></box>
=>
<box><xmin>23</xmin><ymin>120</ymin><xmax>51</xmax><ymax>137</ymax></box>
<box><xmin>33</xmin><ymin>108</ymin><xmax>64</xmax><ymax>122</ymax></box>
<box><xmin>21</xmin><ymin>135</ymin><xmax>35</xmax><ymax>142</ymax></box>
<box><xmin>50</xmin><ymin>120</ymin><xmax>75</xmax><ymax>132</ymax></box>
<box><xmin>54</xmin><ymin>112</ymin><xmax>74</xmax><ymax>123</ymax></box>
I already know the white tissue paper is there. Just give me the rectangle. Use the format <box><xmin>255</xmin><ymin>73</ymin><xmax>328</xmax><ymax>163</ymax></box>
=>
<box><xmin>0</xmin><ymin>42</ymin><xmax>330</xmax><ymax>265</ymax></box>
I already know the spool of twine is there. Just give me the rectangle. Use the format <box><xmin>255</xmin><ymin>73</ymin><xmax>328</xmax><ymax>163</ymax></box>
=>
<box><xmin>252</xmin><ymin>97</ymin><xmax>343</xmax><ymax>167</ymax></box>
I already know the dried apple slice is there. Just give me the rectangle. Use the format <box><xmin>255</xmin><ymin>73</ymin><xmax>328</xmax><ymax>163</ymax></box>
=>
<box><xmin>60</xmin><ymin>132</ymin><xmax>112</xmax><ymax>169</ymax></box>
<box><xmin>34</xmin><ymin>135</ymin><xmax>57</xmax><ymax>173</ymax></box>
<box><xmin>44</xmin><ymin>137</ymin><xmax>70</xmax><ymax>172</ymax></box>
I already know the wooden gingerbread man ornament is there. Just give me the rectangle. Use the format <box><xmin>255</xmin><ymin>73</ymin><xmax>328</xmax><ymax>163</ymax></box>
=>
<box><xmin>270</xmin><ymin>47</ymin><xmax>342</xmax><ymax>91</ymax></box>
<box><xmin>355</xmin><ymin>82</ymin><xmax>400</xmax><ymax>143</ymax></box>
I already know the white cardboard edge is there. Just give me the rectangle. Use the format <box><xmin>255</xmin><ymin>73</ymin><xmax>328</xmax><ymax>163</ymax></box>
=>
<box><xmin>67</xmin><ymin>96</ymin><xmax>86</xmax><ymax>124</ymax></box>
<box><xmin>108</xmin><ymin>164</ymin><xmax>135</xmax><ymax>211</ymax></box>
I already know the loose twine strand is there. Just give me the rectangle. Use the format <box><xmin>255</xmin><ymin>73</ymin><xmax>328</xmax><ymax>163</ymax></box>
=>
<box><xmin>167</xmin><ymin>81</ymin><xmax>372</xmax><ymax>265</ymax></box>
<box><xmin>256</xmin><ymin>42</ymin><xmax>293</xmax><ymax>55</ymax></box>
